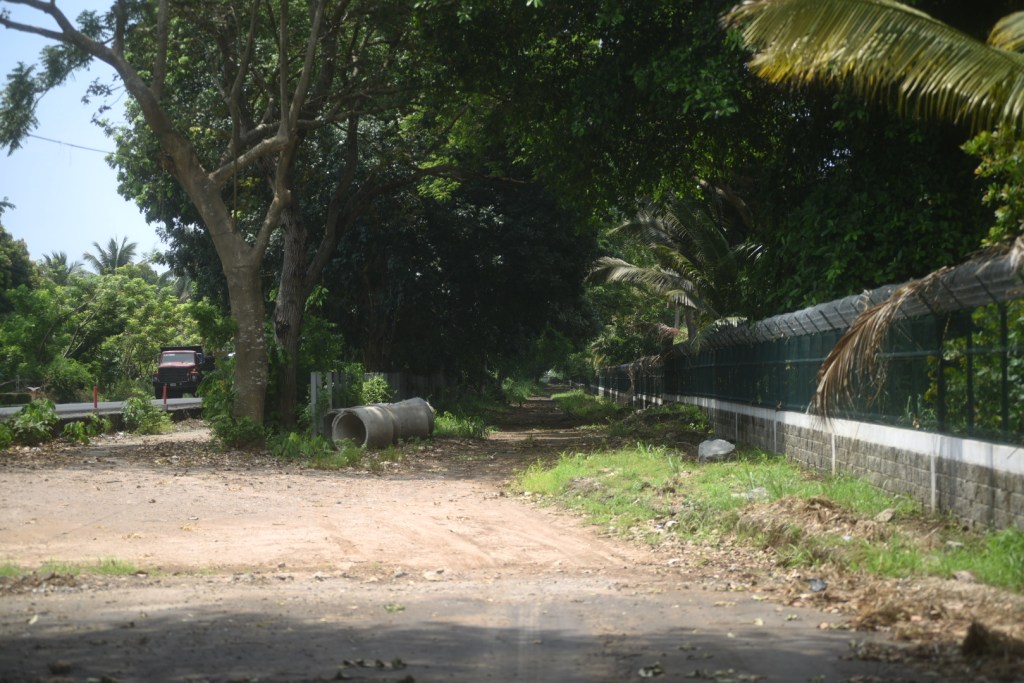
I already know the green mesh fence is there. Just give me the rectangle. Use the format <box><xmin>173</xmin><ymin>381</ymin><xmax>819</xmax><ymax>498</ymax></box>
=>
<box><xmin>601</xmin><ymin>254</ymin><xmax>1024</xmax><ymax>446</ymax></box>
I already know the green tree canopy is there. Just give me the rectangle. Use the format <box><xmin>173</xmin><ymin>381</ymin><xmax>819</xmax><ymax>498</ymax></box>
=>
<box><xmin>1</xmin><ymin>1</ymin><xmax>470</xmax><ymax>424</ymax></box>
<box><xmin>0</xmin><ymin>218</ymin><xmax>34</xmax><ymax>313</ymax></box>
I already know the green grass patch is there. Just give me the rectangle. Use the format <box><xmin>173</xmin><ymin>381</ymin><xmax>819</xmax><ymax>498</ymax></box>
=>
<box><xmin>434</xmin><ymin>411</ymin><xmax>493</xmax><ymax>439</ymax></box>
<box><xmin>0</xmin><ymin>563</ymin><xmax>23</xmax><ymax>577</ymax></box>
<box><xmin>550</xmin><ymin>390</ymin><xmax>624</xmax><ymax>422</ymax></box>
<box><xmin>269</xmin><ymin>431</ymin><xmax>403</xmax><ymax>470</ymax></box>
<box><xmin>937</xmin><ymin>528</ymin><xmax>1024</xmax><ymax>591</ymax></box>
<box><xmin>516</xmin><ymin>443</ymin><xmax>1022</xmax><ymax>592</ymax></box>
<box><xmin>28</xmin><ymin>558</ymin><xmax>141</xmax><ymax>576</ymax></box>
<box><xmin>608</xmin><ymin>402</ymin><xmax>712</xmax><ymax>441</ymax></box>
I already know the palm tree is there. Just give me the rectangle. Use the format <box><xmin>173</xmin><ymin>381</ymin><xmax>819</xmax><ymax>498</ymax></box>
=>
<box><xmin>82</xmin><ymin>236</ymin><xmax>138</xmax><ymax>275</ymax></box>
<box><xmin>41</xmin><ymin>251</ymin><xmax>83</xmax><ymax>285</ymax></box>
<box><xmin>725</xmin><ymin>1</ymin><xmax>1024</xmax><ymax>133</ymax></box>
<box><xmin>725</xmin><ymin>0</ymin><xmax>1024</xmax><ymax>415</ymax></box>
<box><xmin>590</xmin><ymin>193</ymin><xmax>761</xmax><ymax>345</ymax></box>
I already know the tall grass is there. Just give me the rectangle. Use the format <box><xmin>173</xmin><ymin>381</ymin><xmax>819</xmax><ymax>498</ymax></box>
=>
<box><xmin>517</xmin><ymin>444</ymin><xmax>1023</xmax><ymax>591</ymax></box>
<box><xmin>550</xmin><ymin>390</ymin><xmax>623</xmax><ymax>422</ymax></box>
<box><xmin>434</xmin><ymin>411</ymin><xmax>493</xmax><ymax>439</ymax></box>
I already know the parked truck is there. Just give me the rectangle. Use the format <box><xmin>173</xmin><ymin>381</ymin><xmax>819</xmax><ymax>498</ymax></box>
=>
<box><xmin>152</xmin><ymin>346</ymin><xmax>213</xmax><ymax>399</ymax></box>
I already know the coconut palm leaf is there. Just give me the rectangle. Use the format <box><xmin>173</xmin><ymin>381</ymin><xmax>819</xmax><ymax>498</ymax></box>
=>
<box><xmin>811</xmin><ymin>266</ymin><xmax>952</xmax><ymax>417</ymax></box>
<box><xmin>725</xmin><ymin>0</ymin><xmax>1024</xmax><ymax>133</ymax></box>
<box><xmin>591</xmin><ymin>193</ymin><xmax>761</xmax><ymax>344</ymax></box>
<box><xmin>82</xmin><ymin>236</ymin><xmax>138</xmax><ymax>275</ymax></box>
<box><xmin>590</xmin><ymin>256</ymin><xmax>705</xmax><ymax>310</ymax></box>
<box><xmin>41</xmin><ymin>251</ymin><xmax>83</xmax><ymax>284</ymax></box>
<box><xmin>989</xmin><ymin>12</ymin><xmax>1024</xmax><ymax>52</ymax></box>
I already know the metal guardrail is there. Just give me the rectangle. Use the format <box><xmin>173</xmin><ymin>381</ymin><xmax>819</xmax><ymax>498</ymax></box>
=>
<box><xmin>0</xmin><ymin>397</ymin><xmax>202</xmax><ymax>420</ymax></box>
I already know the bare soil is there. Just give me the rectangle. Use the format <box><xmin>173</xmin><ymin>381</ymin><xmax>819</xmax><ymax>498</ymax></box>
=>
<box><xmin>0</xmin><ymin>397</ymin><xmax>1021</xmax><ymax>683</ymax></box>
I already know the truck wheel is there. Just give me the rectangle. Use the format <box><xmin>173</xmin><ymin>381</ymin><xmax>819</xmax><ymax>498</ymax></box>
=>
<box><xmin>154</xmin><ymin>387</ymin><xmax>164</xmax><ymax>399</ymax></box>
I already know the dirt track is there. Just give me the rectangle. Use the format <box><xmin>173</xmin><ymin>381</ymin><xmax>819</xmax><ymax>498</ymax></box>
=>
<box><xmin>0</xmin><ymin>398</ymin><xmax>977</xmax><ymax>682</ymax></box>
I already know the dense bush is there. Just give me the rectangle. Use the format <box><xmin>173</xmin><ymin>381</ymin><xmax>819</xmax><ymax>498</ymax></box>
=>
<box><xmin>122</xmin><ymin>396</ymin><xmax>172</xmax><ymax>434</ymax></box>
<box><xmin>60</xmin><ymin>414</ymin><xmax>113</xmax><ymax>445</ymax></box>
<box><xmin>361</xmin><ymin>375</ymin><xmax>393</xmax><ymax>404</ymax></box>
<box><xmin>11</xmin><ymin>399</ymin><xmax>59</xmax><ymax>445</ymax></box>
<box><xmin>43</xmin><ymin>358</ymin><xmax>94</xmax><ymax>403</ymax></box>
<box><xmin>210</xmin><ymin>415</ymin><xmax>267</xmax><ymax>449</ymax></box>
<box><xmin>198</xmin><ymin>360</ymin><xmax>267</xmax><ymax>449</ymax></box>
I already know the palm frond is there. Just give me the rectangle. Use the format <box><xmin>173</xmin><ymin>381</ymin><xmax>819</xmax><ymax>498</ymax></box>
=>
<box><xmin>726</xmin><ymin>0</ymin><xmax>1024</xmax><ymax>133</ymax></box>
<box><xmin>687</xmin><ymin>316</ymin><xmax>748</xmax><ymax>352</ymax></box>
<box><xmin>1012</xmin><ymin>233</ymin><xmax>1024</xmax><ymax>271</ymax></box>
<box><xmin>989</xmin><ymin>12</ymin><xmax>1024</xmax><ymax>52</ymax></box>
<box><xmin>811</xmin><ymin>266</ymin><xmax>952</xmax><ymax>417</ymax></box>
<box><xmin>591</xmin><ymin>256</ymin><xmax>693</xmax><ymax>293</ymax></box>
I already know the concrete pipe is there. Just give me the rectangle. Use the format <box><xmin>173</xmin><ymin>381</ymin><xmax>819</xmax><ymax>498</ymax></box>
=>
<box><xmin>322</xmin><ymin>409</ymin><xmax>341</xmax><ymax>440</ymax></box>
<box><xmin>329</xmin><ymin>398</ymin><xmax>435</xmax><ymax>449</ymax></box>
<box><xmin>331</xmin><ymin>405</ymin><xmax>396</xmax><ymax>449</ymax></box>
<box><xmin>384</xmin><ymin>398</ymin><xmax>435</xmax><ymax>440</ymax></box>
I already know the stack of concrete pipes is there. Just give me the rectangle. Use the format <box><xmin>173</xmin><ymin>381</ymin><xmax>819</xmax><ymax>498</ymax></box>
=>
<box><xmin>323</xmin><ymin>397</ymin><xmax>435</xmax><ymax>449</ymax></box>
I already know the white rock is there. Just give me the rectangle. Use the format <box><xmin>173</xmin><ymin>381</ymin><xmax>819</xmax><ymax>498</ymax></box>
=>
<box><xmin>698</xmin><ymin>438</ymin><xmax>736</xmax><ymax>463</ymax></box>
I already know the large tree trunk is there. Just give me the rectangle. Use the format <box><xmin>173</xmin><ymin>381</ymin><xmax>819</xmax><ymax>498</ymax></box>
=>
<box><xmin>224</xmin><ymin>260</ymin><xmax>269</xmax><ymax>423</ymax></box>
<box><xmin>273</xmin><ymin>210</ymin><xmax>310</xmax><ymax>428</ymax></box>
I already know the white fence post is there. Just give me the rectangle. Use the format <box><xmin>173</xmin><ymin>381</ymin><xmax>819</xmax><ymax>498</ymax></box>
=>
<box><xmin>310</xmin><ymin>371</ymin><xmax>321</xmax><ymax>436</ymax></box>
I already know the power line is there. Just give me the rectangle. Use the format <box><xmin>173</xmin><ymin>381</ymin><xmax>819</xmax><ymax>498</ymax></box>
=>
<box><xmin>27</xmin><ymin>133</ymin><xmax>112</xmax><ymax>154</ymax></box>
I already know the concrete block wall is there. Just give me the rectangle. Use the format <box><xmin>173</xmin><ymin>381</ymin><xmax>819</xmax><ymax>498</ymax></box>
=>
<box><xmin>603</xmin><ymin>387</ymin><xmax>1024</xmax><ymax>529</ymax></box>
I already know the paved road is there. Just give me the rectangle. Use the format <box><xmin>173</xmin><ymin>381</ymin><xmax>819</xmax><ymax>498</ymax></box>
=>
<box><xmin>0</xmin><ymin>397</ymin><xmax>201</xmax><ymax>419</ymax></box>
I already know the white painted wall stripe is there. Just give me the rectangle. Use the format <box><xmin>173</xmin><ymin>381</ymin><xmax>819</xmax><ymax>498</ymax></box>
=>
<box><xmin>662</xmin><ymin>394</ymin><xmax>1024</xmax><ymax>477</ymax></box>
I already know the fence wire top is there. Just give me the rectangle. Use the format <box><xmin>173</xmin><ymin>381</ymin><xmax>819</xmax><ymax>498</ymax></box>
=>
<box><xmin>693</xmin><ymin>252</ymin><xmax>1023</xmax><ymax>351</ymax></box>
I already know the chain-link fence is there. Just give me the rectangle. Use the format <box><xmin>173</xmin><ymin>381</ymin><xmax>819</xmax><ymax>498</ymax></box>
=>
<box><xmin>601</xmin><ymin>253</ymin><xmax>1024</xmax><ymax>445</ymax></box>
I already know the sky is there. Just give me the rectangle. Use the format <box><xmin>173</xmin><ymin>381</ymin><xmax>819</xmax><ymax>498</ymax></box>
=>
<box><xmin>0</xmin><ymin>1</ymin><xmax>163</xmax><ymax>265</ymax></box>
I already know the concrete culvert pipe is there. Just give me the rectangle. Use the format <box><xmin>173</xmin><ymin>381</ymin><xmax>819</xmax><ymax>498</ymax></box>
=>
<box><xmin>332</xmin><ymin>405</ymin><xmax>396</xmax><ymax>449</ymax></box>
<box><xmin>384</xmin><ymin>398</ymin><xmax>435</xmax><ymax>440</ymax></box>
<box><xmin>322</xmin><ymin>409</ymin><xmax>341</xmax><ymax>440</ymax></box>
<box><xmin>330</xmin><ymin>398</ymin><xmax>434</xmax><ymax>449</ymax></box>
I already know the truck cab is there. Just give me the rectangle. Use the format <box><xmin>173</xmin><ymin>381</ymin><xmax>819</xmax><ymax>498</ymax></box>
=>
<box><xmin>153</xmin><ymin>345</ymin><xmax>208</xmax><ymax>399</ymax></box>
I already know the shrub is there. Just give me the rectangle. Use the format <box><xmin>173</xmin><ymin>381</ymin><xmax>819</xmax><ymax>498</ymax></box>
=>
<box><xmin>61</xmin><ymin>414</ymin><xmax>113</xmax><ymax>445</ymax></box>
<box><xmin>122</xmin><ymin>396</ymin><xmax>172</xmax><ymax>435</ymax></box>
<box><xmin>43</xmin><ymin>358</ymin><xmax>94</xmax><ymax>403</ymax></box>
<box><xmin>87</xmin><ymin>413</ymin><xmax>113</xmax><ymax>435</ymax></box>
<box><xmin>61</xmin><ymin>421</ymin><xmax>90</xmax><ymax>445</ymax></box>
<box><xmin>197</xmin><ymin>360</ymin><xmax>266</xmax><ymax>449</ymax></box>
<box><xmin>269</xmin><ymin>431</ymin><xmax>335</xmax><ymax>461</ymax></box>
<box><xmin>210</xmin><ymin>415</ymin><xmax>266</xmax><ymax>450</ymax></box>
<box><xmin>361</xmin><ymin>374</ymin><xmax>393</xmax><ymax>404</ymax></box>
<box><xmin>502</xmin><ymin>378</ymin><xmax>537</xmax><ymax>406</ymax></box>
<box><xmin>12</xmin><ymin>399</ymin><xmax>59</xmax><ymax>445</ymax></box>
<box><xmin>0</xmin><ymin>422</ymin><xmax>12</xmax><ymax>450</ymax></box>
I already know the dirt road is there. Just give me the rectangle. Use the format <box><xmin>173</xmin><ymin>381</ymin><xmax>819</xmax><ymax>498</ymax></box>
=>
<box><xmin>0</xmin><ymin>399</ymin><xmax>965</xmax><ymax>682</ymax></box>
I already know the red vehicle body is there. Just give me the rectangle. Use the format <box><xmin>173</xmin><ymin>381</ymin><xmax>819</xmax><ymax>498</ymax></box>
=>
<box><xmin>153</xmin><ymin>346</ymin><xmax>210</xmax><ymax>399</ymax></box>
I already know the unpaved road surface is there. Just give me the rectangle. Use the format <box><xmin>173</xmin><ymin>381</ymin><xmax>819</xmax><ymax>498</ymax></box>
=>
<box><xmin>0</xmin><ymin>398</ymin><xmax>997</xmax><ymax>682</ymax></box>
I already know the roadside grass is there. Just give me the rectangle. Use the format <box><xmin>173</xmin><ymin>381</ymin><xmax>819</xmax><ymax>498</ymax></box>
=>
<box><xmin>607</xmin><ymin>402</ymin><xmax>712</xmax><ymax>441</ymax></box>
<box><xmin>0</xmin><ymin>558</ymin><xmax>141</xmax><ymax>577</ymax></box>
<box><xmin>550</xmin><ymin>390</ymin><xmax>625</xmax><ymax>423</ymax></box>
<box><xmin>269</xmin><ymin>432</ymin><xmax>405</xmax><ymax>471</ymax></box>
<box><xmin>515</xmin><ymin>443</ymin><xmax>1024</xmax><ymax>592</ymax></box>
<box><xmin>433</xmin><ymin>411</ymin><xmax>493</xmax><ymax>439</ymax></box>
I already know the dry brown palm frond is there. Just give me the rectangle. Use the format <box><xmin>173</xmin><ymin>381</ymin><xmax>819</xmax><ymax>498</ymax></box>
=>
<box><xmin>812</xmin><ymin>266</ymin><xmax>952</xmax><ymax>418</ymax></box>
<box><xmin>1011</xmin><ymin>234</ymin><xmax>1024</xmax><ymax>271</ymax></box>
